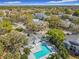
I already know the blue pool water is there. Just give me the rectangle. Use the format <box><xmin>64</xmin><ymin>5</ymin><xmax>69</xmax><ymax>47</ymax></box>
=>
<box><xmin>34</xmin><ymin>43</ymin><xmax>51</xmax><ymax>59</ymax></box>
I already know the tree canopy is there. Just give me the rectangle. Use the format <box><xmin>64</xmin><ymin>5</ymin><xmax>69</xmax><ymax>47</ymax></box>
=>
<box><xmin>47</xmin><ymin>29</ymin><xmax>69</xmax><ymax>59</ymax></box>
<box><xmin>47</xmin><ymin>29</ymin><xmax>65</xmax><ymax>42</ymax></box>
<box><xmin>73</xmin><ymin>10</ymin><xmax>79</xmax><ymax>16</ymax></box>
<box><xmin>24</xmin><ymin>48</ymin><xmax>31</xmax><ymax>55</ymax></box>
<box><xmin>0</xmin><ymin>30</ymin><xmax>28</xmax><ymax>59</ymax></box>
<box><xmin>0</xmin><ymin>42</ymin><xmax>4</xmax><ymax>56</ymax></box>
<box><xmin>0</xmin><ymin>19</ymin><xmax>12</xmax><ymax>32</ymax></box>
<box><xmin>20</xmin><ymin>54</ymin><xmax>28</xmax><ymax>59</ymax></box>
<box><xmin>65</xmin><ymin>8</ymin><xmax>73</xmax><ymax>14</ymax></box>
<box><xmin>48</xmin><ymin>15</ymin><xmax>62</xmax><ymax>28</ymax></box>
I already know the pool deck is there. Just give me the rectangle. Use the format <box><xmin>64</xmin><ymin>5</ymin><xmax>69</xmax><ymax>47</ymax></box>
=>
<box><xmin>28</xmin><ymin>43</ymin><xmax>56</xmax><ymax>59</ymax></box>
<box><xmin>31</xmin><ymin>43</ymin><xmax>42</xmax><ymax>53</ymax></box>
<box><xmin>28</xmin><ymin>53</ymin><xmax>49</xmax><ymax>59</ymax></box>
<box><xmin>28</xmin><ymin>53</ymin><xmax>36</xmax><ymax>59</ymax></box>
<box><xmin>28</xmin><ymin>43</ymin><xmax>42</xmax><ymax>59</ymax></box>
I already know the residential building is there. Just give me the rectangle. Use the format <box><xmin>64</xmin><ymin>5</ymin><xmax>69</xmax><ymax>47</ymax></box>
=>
<box><xmin>64</xmin><ymin>34</ymin><xmax>79</xmax><ymax>55</ymax></box>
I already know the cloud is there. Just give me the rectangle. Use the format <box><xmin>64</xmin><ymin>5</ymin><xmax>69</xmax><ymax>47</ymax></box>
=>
<box><xmin>0</xmin><ymin>0</ymin><xmax>78</xmax><ymax>6</ymax></box>
<box><xmin>0</xmin><ymin>3</ymin><xmax>47</xmax><ymax>6</ymax></box>
<box><xmin>4</xmin><ymin>1</ymin><xmax>21</xmax><ymax>4</ymax></box>
<box><xmin>47</xmin><ymin>0</ymin><xmax>78</xmax><ymax>3</ymax></box>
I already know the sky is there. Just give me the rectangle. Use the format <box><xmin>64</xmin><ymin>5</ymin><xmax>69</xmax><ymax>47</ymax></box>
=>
<box><xmin>0</xmin><ymin>0</ymin><xmax>79</xmax><ymax>5</ymax></box>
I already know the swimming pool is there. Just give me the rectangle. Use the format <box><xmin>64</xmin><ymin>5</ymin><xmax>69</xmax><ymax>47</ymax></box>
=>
<box><xmin>34</xmin><ymin>43</ymin><xmax>51</xmax><ymax>59</ymax></box>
